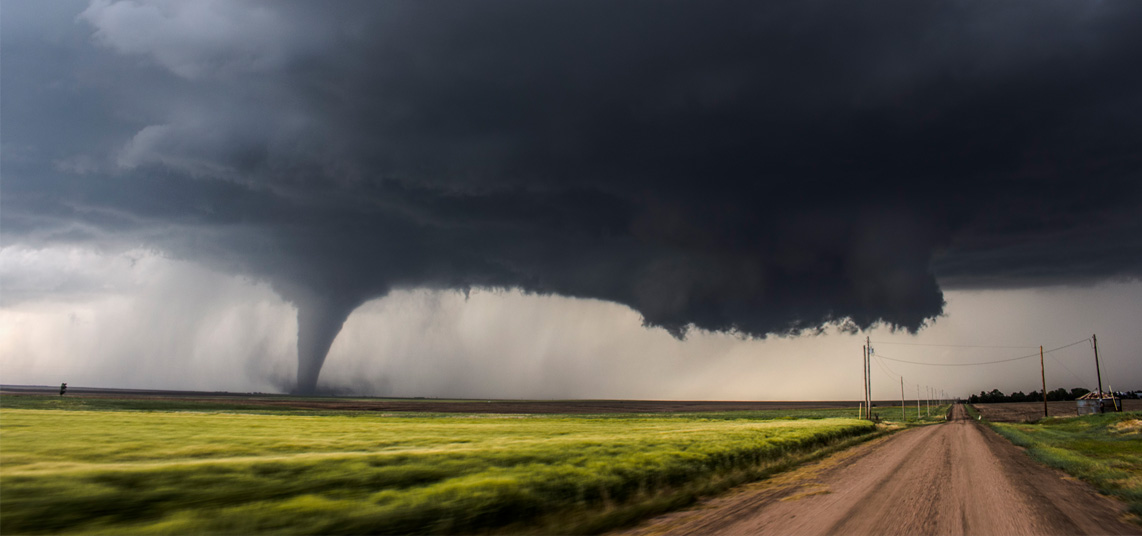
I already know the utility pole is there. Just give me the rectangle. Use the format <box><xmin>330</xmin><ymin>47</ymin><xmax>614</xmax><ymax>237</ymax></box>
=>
<box><xmin>866</xmin><ymin>344</ymin><xmax>873</xmax><ymax>420</ymax></box>
<box><xmin>867</xmin><ymin>336</ymin><xmax>873</xmax><ymax>419</ymax></box>
<box><xmin>926</xmin><ymin>386</ymin><xmax>930</xmax><ymax>417</ymax></box>
<box><xmin>900</xmin><ymin>376</ymin><xmax>906</xmax><ymax>421</ymax></box>
<box><xmin>916</xmin><ymin>385</ymin><xmax>921</xmax><ymax>419</ymax></box>
<box><xmin>867</xmin><ymin>345</ymin><xmax>872</xmax><ymax>419</ymax></box>
<box><xmin>862</xmin><ymin>345</ymin><xmax>868</xmax><ymax>419</ymax></box>
<box><xmin>1093</xmin><ymin>334</ymin><xmax>1104</xmax><ymax>404</ymax></box>
<box><xmin>1040</xmin><ymin>345</ymin><xmax>1048</xmax><ymax>418</ymax></box>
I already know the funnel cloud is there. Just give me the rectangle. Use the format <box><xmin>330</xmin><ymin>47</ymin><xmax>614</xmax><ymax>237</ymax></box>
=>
<box><xmin>292</xmin><ymin>292</ymin><xmax>362</xmax><ymax>394</ymax></box>
<box><xmin>2</xmin><ymin>0</ymin><xmax>1140</xmax><ymax>393</ymax></box>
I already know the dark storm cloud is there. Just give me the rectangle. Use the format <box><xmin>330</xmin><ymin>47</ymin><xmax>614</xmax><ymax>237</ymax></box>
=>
<box><xmin>3</xmin><ymin>0</ymin><xmax>1140</xmax><ymax>391</ymax></box>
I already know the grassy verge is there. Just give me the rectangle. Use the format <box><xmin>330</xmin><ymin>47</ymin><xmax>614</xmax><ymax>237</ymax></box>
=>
<box><xmin>1</xmin><ymin>406</ymin><xmax>879</xmax><ymax>534</ymax></box>
<box><xmin>865</xmin><ymin>404</ymin><xmax>950</xmax><ymax>424</ymax></box>
<box><xmin>989</xmin><ymin>412</ymin><xmax>1142</xmax><ymax>518</ymax></box>
<box><xmin>964</xmin><ymin>404</ymin><xmax>980</xmax><ymax>420</ymax></box>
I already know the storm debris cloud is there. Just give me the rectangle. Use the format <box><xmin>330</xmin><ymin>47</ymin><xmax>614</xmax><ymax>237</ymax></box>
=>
<box><xmin>2</xmin><ymin>0</ymin><xmax>1140</xmax><ymax>391</ymax></box>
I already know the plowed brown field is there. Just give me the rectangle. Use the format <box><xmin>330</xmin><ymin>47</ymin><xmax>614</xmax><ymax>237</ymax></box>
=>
<box><xmin>972</xmin><ymin>400</ymin><xmax>1142</xmax><ymax>422</ymax></box>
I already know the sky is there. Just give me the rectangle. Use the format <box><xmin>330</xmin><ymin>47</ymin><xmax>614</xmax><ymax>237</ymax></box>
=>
<box><xmin>2</xmin><ymin>0</ymin><xmax>1140</xmax><ymax>400</ymax></box>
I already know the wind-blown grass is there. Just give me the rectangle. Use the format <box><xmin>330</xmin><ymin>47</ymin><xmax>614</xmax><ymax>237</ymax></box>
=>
<box><xmin>1</xmin><ymin>407</ymin><xmax>877</xmax><ymax>534</ymax></box>
<box><xmin>0</xmin><ymin>394</ymin><xmax>947</xmax><ymax>423</ymax></box>
<box><xmin>863</xmin><ymin>403</ymin><xmax>950</xmax><ymax>424</ymax></box>
<box><xmin>990</xmin><ymin>412</ymin><xmax>1142</xmax><ymax>518</ymax></box>
<box><xmin>964</xmin><ymin>403</ymin><xmax>981</xmax><ymax>420</ymax></box>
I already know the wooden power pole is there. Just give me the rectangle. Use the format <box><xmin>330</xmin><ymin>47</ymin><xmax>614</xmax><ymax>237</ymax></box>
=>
<box><xmin>1040</xmin><ymin>345</ymin><xmax>1047</xmax><ymax>418</ymax></box>
<box><xmin>862</xmin><ymin>345</ymin><xmax>867</xmax><ymax>419</ymax></box>
<box><xmin>900</xmin><ymin>377</ymin><xmax>906</xmax><ymax>421</ymax></box>
<box><xmin>866</xmin><ymin>337</ymin><xmax>873</xmax><ymax>419</ymax></box>
<box><xmin>1093</xmin><ymin>334</ymin><xmax>1103</xmax><ymax>403</ymax></box>
<box><xmin>864</xmin><ymin>343</ymin><xmax>872</xmax><ymax>420</ymax></box>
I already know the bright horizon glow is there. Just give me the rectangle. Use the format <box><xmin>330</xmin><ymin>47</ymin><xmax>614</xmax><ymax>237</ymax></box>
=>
<box><xmin>3</xmin><ymin>246</ymin><xmax>1138</xmax><ymax>401</ymax></box>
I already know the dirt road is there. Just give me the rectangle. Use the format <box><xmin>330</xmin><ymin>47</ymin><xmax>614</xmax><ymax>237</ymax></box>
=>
<box><xmin>621</xmin><ymin>404</ymin><xmax>1139</xmax><ymax>536</ymax></box>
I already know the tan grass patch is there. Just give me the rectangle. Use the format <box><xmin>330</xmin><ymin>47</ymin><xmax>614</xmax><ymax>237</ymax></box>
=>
<box><xmin>1110</xmin><ymin>419</ymin><xmax>1142</xmax><ymax>435</ymax></box>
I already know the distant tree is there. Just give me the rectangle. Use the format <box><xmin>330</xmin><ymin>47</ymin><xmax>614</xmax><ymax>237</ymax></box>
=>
<box><xmin>970</xmin><ymin>387</ymin><xmax>1092</xmax><ymax>403</ymax></box>
<box><xmin>1047</xmin><ymin>387</ymin><xmax>1069</xmax><ymax>401</ymax></box>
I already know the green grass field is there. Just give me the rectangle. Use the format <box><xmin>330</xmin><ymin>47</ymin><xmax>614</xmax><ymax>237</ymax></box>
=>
<box><xmin>990</xmin><ymin>412</ymin><xmax>1142</xmax><ymax>518</ymax></box>
<box><xmin>1</xmin><ymin>398</ymin><xmax>886</xmax><ymax>535</ymax></box>
<box><xmin>0</xmin><ymin>394</ymin><xmax>950</xmax><ymax>423</ymax></box>
<box><xmin>964</xmin><ymin>403</ymin><xmax>981</xmax><ymax>420</ymax></box>
<box><xmin>865</xmin><ymin>403</ymin><xmax>950</xmax><ymax>424</ymax></box>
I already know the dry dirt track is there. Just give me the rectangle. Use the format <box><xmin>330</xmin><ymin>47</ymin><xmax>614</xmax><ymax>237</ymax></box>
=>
<box><xmin>621</xmin><ymin>404</ymin><xmax>1140</xmax><ymax>536</ymax></box>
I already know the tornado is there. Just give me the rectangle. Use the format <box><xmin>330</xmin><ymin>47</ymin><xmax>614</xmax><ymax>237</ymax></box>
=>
<box><xmin>292</xmin><ymin>292</ymin><xmax>363</xmax><ymax>395</ymax></box>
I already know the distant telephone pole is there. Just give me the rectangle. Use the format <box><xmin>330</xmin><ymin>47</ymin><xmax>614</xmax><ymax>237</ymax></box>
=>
<box><xmin>1093</xmin><ymin>334</ymin><xmax>1103</xmax><ymax>402</ymax></box>
<box><xmin>862</xmin><ymin>345</ymin><xmax>868</xmax><ymax>419</ymax></box>
<box><xmin>866</xmin><ymin>337</ymin><xmax>873</xmax><ymax>419</ymax></box>
<box><xmin>916</xmin><ymin>385</ymin><xmax>920</xmax><ymax>418</ymax></box>
<box><xmin>1040</xmin><ymin>345</ymin><xmax>1048</xmax><ymax>418</ymax></box>
<box><xmin>900</xmin><ymin>377</ymin><xmax>906</xmax><ymax>421</ymax></box>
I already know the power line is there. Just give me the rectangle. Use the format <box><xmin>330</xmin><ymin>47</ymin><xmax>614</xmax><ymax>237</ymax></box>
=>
<box><xmin>1048</xmin><ymin>354</ymin><xmax>1093</xmax><ymax>388</ymax></box>
<box><xmin>872</xmin><ymin>355</ymin><xmax>933</xmax><ymax>402</ymax></box>
<box><xmin>1043</xmin><ymin>338</ymin><xmax>1094</xmax><ymax>354</ymax></box>
<box><xmin>875</xmin><ymin>337</ymin><xmax>1092</xmax><ymax>367</ymax></box>
<box><xmin>874</xmin><ymin>354</ymin><xmax>906</xmax><ymax>381</ymax></box>
<box><xmin>869</xmin><ymin>341</ymin><xmax>1037</xmax><ymax>349</ymax></box>
<box><xmin>871</xmin><ymin>354</ymin><xmax>900</xmax><ymax>381</ymax></box>
<box><xmin>878</xmin><ymin>352</ymin><xmax>1038</xmax><ymax>367</ymax></box>
<box><xmin>1046</xmin><ymin>352</ymin><xmax>1091</xmax><ymax>386</ymax></box>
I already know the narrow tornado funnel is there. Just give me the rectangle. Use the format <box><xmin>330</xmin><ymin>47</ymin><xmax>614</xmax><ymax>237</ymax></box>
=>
<box><xmin>294</xmin><ymin>294</ymin><xmax>359</xmax><ymax>394</ymax></box>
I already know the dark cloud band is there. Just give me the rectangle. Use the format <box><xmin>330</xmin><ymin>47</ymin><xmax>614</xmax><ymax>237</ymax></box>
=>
<box><xmin>2</xmin><ymin>0</ymin><xmax>1139</xmax><ymax>391</ymax></box>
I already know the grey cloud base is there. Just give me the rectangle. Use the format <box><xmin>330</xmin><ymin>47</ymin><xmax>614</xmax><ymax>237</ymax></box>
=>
<box><xmin>2</xmin><ymin>0</ymin><xmax>1140</xmax><ymax>392</ymax></box>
